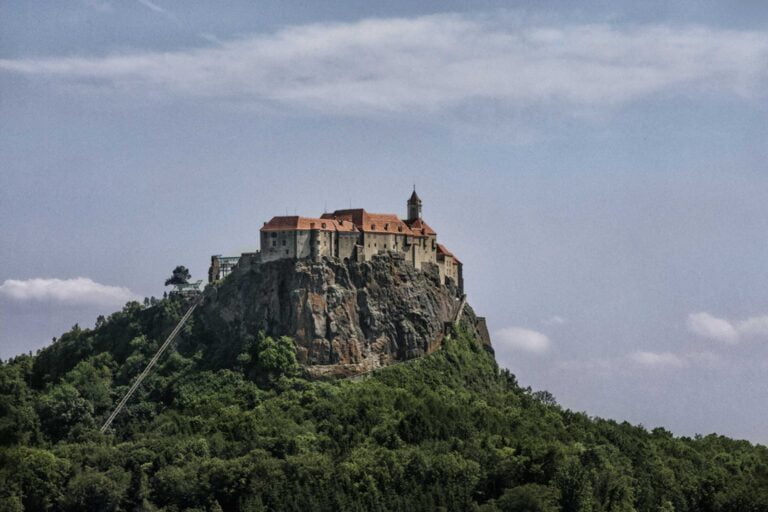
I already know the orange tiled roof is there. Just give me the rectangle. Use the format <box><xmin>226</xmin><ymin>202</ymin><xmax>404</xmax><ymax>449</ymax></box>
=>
<box><xmin>263</xmin><ymin>209</ymin><xmax>441</xmax><ymax>238</ymax></box>
<box><xmin>322</xmin><ymin>209</ymin><xmax>365</xmax><ymax>226</ymax></box>
<box><xmin>325</xmin><ymin>209</ymin><xmax>415</xmax><ymax>235</ymax></box>
<box><xmin>437</xmin><ymin>243</ymin><xmax>453</xmax><ymax>257</ymax></box>
<box><xmin>260</xmin><ymin>216</ymin><xmax>357</xmax><ymax>232</ymax></box>
<box><xmin>406</xmin><ymin>218</ymin><xmax>436</xmax><ymax>236</ymax></box>
<box><xmin>437</xmin><ymin>243</ymin><xmax>461</xmax><ymax>264</ymax></box>
<box><xmin>364</xmin><ymin>213</ymin><xmax>414</xmax><ymax>235</ymax></box>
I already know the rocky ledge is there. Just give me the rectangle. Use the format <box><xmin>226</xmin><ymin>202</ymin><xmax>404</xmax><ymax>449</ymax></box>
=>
<box><xmin>200</xmin><ymin>253</ymin><xmax>491</xmax><ymax>377</ymax></box>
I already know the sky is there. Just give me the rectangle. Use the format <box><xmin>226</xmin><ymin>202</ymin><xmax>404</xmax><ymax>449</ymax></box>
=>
<box><xmin>2</xmin><ymin>1</ymin><xmax>768</xmax><ymax>443</ymax></box>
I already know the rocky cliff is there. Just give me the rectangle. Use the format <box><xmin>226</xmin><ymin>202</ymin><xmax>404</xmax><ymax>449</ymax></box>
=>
<box><xmin>199</xmin><ymin>253</ymin><xmax>491</xmax><ymax>377</ymax></box>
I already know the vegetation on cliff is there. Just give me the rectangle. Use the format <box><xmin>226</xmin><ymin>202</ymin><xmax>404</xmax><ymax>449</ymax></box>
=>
<box><xmin>1</xmin><ymin>295</ymin><xmax>768</xmax><ymax>511</ymax></box>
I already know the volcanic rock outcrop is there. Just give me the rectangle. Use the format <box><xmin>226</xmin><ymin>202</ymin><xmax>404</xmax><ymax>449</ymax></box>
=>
<box><xmin>200</xmin><ymin>253</ymin><xmax>491</xmax><ymax>377</ymax></box>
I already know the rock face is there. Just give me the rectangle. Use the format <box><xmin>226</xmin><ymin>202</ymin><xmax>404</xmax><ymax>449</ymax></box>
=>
<box><xmin>200</xmin><ymin>253</ymin><xmax>491</xmax><ymax>377</ymax></box>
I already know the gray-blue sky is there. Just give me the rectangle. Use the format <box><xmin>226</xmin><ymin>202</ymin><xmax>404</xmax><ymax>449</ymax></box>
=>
<box><xmin>2</xmin><ymin>1</ymin><xmax>768</xmax><ymax>443</ymax></box>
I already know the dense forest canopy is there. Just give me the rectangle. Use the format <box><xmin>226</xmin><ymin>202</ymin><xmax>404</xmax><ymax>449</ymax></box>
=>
<box><xmin>1</xmin><ymin>296</ymin><xmax>768</xmax><ymax>511</ymax></box>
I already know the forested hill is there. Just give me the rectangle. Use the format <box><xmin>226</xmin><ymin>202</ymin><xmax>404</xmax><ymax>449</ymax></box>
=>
<box><xmin>2</xmin><ymin>295</ymin><xmax>768</xmax><ymax>511</ymax></box>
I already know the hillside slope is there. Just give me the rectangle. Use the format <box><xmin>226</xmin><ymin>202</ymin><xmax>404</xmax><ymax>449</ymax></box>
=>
<box><xmin>1</xmin><ymin>268</ymin><xmax>768</xmax><ymax>510</ymax></box>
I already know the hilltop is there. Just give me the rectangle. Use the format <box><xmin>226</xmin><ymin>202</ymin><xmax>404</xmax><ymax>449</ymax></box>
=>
<box><xmin>1</xmin><ymin>257</ymin><xmax>768</xmax><ymax>510</ymax></box>
<box><xmin>203</xmin><ymin>254</ymin><xmax>490</xmax><ymax>377</ymax></box>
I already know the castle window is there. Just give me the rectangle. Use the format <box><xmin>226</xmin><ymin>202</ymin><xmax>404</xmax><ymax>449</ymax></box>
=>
<box><xmin>271</xmin><ymin>232</ymin><xmax>277</xmax><ymax>238</ymax></box>
<box><xmin>272</xmin><ymin>241</ymin><xmax>276</xmax><ymax>247</ymax></box>
<box><xmin>285</xmin><ymin>250</ymin><xmax>289</xmax><ymax>255</ymax></box>
<box><xmin>282</xmin><ymin>240</ymin><xmax>286</xmax><ymax>246</ymax></box>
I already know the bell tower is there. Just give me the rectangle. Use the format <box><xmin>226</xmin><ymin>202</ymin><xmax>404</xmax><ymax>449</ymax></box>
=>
<box><xmin>407</xmin><ymin>188</ymin><xmax>422</xmax><ymax>222</ymax></box>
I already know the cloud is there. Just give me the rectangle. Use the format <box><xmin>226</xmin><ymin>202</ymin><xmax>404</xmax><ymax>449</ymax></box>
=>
<box><xmin>494</xmin><ymin>327</ymin><xmax>552</xmax><ymax>354</ymax></box>
<box><xmin>135</xmin><ymin>0</ymin><xmax>179</xmax><ymax>23</ymax></box>
<box><xmin>736</xmin><ymin>315</ymin><xmax>768</xmax><ymax>337</ymax></box>
<box><xmin>687</xmin><ymin>312</ymin><xmax>768</xmax><ymax>344</ymax></box>
<box><xmin>629</xmin><ymin>351</ymin><xmax>687</xmax><ymax>368</ymax></box>
<box><xmin>558</xmin><ymin>349</ymin><xmax>720</xmax><ymax>375</ymax></box>
<box><xmin>543</xmin><ymin>315</ymin><xmax>566</xmax><ymax>325</ymax></box>
<box><xmin>687</xmin><ymin>312</ymin><xmax>740</xmax><ymax>344</ymax></box>
<box><xmin>0</xmin><ymin>277</ymin><xmax>139</xmax><ymax>307</ymax></box>
<box><xmin>1</xmin><ymin>14</ymin><xmax>766</xmax><ymax>114</ymax></box>
<box><xmin>136</xmin><ymin>0</ymin><xmax>167</xmax><ymax>14</ymax></box>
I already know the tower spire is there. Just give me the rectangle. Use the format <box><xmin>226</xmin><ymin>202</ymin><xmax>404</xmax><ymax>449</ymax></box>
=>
<box><xmin>407</xmin><ymin>188</ymin><xmax>422</xmax><ymax>221</ymax></box>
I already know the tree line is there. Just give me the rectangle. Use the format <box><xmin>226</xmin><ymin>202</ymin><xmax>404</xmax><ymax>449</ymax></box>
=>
<box><xmin>1</xmin><ymin>294</ymin><xmax>767</xmax><ymax>511</ymax></box>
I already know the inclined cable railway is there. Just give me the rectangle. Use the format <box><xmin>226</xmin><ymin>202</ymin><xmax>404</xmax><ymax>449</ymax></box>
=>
<box><xmin>100</xmin><ymin>296</ymin><xmax>202</xmax><ymax>433</ymax></box>
<box><xmin>100</xmin><ymin>292</ymin><xmax>467</xmax><ymax>433</ymax></box>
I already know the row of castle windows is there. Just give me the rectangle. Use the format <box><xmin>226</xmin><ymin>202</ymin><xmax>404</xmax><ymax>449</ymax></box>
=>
<box><xmin>267</xmin><ymin>232</ymin><xmax>435</xmax><ymax>253</ymax></box>
<box><xmin>370</xmin><ymin>223</ymin><xmax>404</xmax><ymax>232</ymax></box>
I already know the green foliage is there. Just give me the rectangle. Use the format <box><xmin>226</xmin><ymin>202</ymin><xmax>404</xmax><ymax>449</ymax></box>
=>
<box><xmin>62</xmin><ymin>469</ymin><xmax>128</xmax><ymax>512</ymax></box>
<box><xmin>487</xmin><ymin>483</ymin><xmax>561</xmax><ymax>512</ymax></box>
<box><xmin>36</xmin><ymin>384</ymin><xmax>94</xmax><ymax>442</ymax></box>
<box><xmin>164</xmin><ymin>265</ymin><xmax>191</xmax><ymax>286</ymax></box>
<box><xmin>2</xmin><ymin>301</ymin><xmax>768</xmax><ymax>510</ymax></box>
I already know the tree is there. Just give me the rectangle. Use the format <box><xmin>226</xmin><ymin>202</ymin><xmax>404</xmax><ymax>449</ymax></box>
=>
<box><xmin>63</xmin><ymin>470</ymin><xmax>127</xmax><ymax>512</ymax></box>
<box><xmin>3</xmin><ymin>447</ymin><xmax>69</xmax><ymax>511</ymax></box>
<box><xmin>254</xmin><ymin>335</ymin><xmax>298</xmax><ymax>384</ymax></box>
<box><xmin>36</xmin><ymin>384</ymin><xmax>94</xmax><ymax>442</ymax></box>
<box><xmin>495</xmin><ymin>484</ymin><xmax>561</xmax><ymax>512</ymax></box>
<box><xmin>165</xmin><ymin>266</ymin><xmax>191</xmax><ymax>286</ymax></box>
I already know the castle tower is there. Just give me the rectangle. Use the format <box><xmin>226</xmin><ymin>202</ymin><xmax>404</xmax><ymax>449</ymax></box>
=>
<box><xmin>407</xmin><ymin>189</ymin><xmax>422</xmax><ymax>221</ymax></box>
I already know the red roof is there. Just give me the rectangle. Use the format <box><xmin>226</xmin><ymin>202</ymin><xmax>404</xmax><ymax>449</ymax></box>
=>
<box><xmin>436</xmin><ymin>243</ymin><xmax>453</xmax><ymax>257</ymax></box>
<box><xmin>437</xmin><ymin>243</ymin><xmax>461</xmax><ymax>264</ymax></box>
<box><xmin>322</xmin><ymin>209</ymin><xmax>365</xmax><ymax>226</ymax></box>
<box><xmin>324</xmin><ymin>209</ymin><xmax>415</xmax><ymax>235</ymax></box>
<box><xmin>261</xmin><ymin>216</ymin><xmax>357</xmax><ymax>232</ymax></box>
<box><xmin>262</xmin><ymin>208</ymin><xmax>439</xmax><ymax>239</ymax></box>
<box><xmin>407</xmin><ymin>218</ymin><xmax>436</xmax><ymax>236</ymax></box>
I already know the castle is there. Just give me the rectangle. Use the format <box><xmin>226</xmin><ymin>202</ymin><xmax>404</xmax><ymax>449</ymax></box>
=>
<box><xmin>210</xmin><ymin>191</ymin><xmax>463</xmax><ymax>292</ymax></box>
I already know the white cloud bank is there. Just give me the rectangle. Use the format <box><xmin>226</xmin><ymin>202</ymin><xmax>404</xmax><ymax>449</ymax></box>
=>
<box><xmin>494</xmin><ymin>327</ymin><xmax>552</xmax><ymax>354</ymax></box>
<box><xmin>1</xmin><ymin>14</ymin><xmax>767</xmax><ymax>114</ymax></box>
<box><xmin>687</xmin><ymin>311</ymin><xmax>768</xmax><ymax>344</ymax></box>
<box><xmin>559</xmin><ymin>350</ymin><xmax>720</xmax><ymax>374</ymax></box>
<box><xmin>0</xmin><ymin>278</ymin><xmax>139</xmax><ymax>307</ymax></box>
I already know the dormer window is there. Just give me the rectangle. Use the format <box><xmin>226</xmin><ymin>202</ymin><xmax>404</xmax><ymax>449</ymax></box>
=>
<box><xmin>398</xmin><ymin>226</ymin><xmax>403</xmax><ymax>232</ymax></box>
<box><xmin>322</xmin><ymin>222</ymin><xmax>327</xmax><ymax>229</ymax></box>
<box><xmin>371</xmin><ymin>224</ymin><xmax>376</xmax><ymax>230</ymax></box>
<box><xmin>384</xmin><ymin>223</ymin><xmax>389</xmax><ymax>230</ymax></box>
